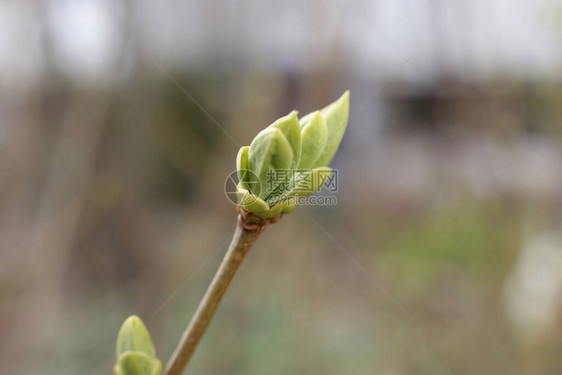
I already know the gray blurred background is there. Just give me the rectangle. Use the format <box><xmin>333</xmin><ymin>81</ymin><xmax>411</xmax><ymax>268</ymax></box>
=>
<box><xmin>1</xmin><ymin>0</ymin><xmax>562</xmax><ymax>374</ymax></box>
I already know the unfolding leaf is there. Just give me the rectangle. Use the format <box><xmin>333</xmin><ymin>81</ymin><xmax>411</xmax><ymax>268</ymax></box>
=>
<box><xmin>298</xmin><ymin>111</ymin><xmax>328</xmax><ymax>169</ymax></box>
<box><xmin>236</xmin><ymin>146</ymin><xmax>250</xmax><ymax>190</ymax></box>
<box><xmin>314</xmin><ymin>91</ymin><xmax>349</xmax><ymax>167</ymax></box>
<box><xmin>248</xmin><ymin>128</ymin><xmax>293</xmax><ymax>199</ymax></box>
<box><xmin>269</xmin><ymin>110</ymin><xmax>301</xmax><ymax>171</ymax></box>
<box><xmin>236</xmin><ymin>185</ymin><xmax>270</xmax><ymax>213</ymax></box>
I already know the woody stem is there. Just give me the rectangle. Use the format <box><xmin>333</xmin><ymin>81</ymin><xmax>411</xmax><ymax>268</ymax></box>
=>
<box><xmin>163</xmin><ymin>216</ymin><xmax>266</xmax><ymax>375</ymax></box>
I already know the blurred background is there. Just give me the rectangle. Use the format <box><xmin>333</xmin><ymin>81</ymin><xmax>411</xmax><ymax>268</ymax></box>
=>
<box><xmin>1</xmin><ymin>0</ymin><xmax>562</xmax><ymax>374</ymax></box>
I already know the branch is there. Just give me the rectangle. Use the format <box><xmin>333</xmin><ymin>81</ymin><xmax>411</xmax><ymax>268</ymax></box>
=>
<box><xmin>163</xmin><ymin>216</ymin><xmax>266</xmax><ymax>375</ymax></box>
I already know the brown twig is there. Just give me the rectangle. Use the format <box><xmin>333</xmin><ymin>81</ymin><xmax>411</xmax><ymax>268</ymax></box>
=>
<box><xmin>163</xmin><ymin>215</ymin><xmax>268</xmax><ymax>375</ymax></box>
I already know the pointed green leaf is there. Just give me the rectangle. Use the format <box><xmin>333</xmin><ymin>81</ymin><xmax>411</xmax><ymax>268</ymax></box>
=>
<box><xmin>269</xmin><ymin>110</ymin><xmax>301</xmax><ymax>171</ymax></box>
<box><xmin>248</xmin><ymin>128</ymin><xmax>293</xmax><ymax>199</ymax></box>
<box><xmin>314</xmin><ymin>91</ymin><xmax>349</xmax><ymax>167</ymax></box>
<box><xmin>236</xmin><ymin>146</ymin><xmax>250</xmax><ymax>190</ymax></box>
<box><xmin>116</xmin><ymin>316</ymin><xmax>155</xmax><ymax>358</ymax></box>
<box><xmin>298</xmin><ymin>111</ymin><xmax>328</xmax><ymax>169</ymax></box>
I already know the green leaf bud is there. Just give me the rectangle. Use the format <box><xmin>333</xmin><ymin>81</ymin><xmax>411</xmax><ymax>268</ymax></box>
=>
<box><xmin>114</xmin><ymin>316</ymin><xmax>161</xmax><ymax>375</ymax></box>
<box><xmin>114</xmin><ymin>352</ymin><xmax>162</xmax><ymax>375</ymax></box>
<box><xmin>234</xmin><ymin>91</ymin><xmax>349</xmax><ymax>221</ymax></box>
<box><xmin>116</xmin><ymin>316</ymin><xmax>155</xmax><ymax>358</ymax></box>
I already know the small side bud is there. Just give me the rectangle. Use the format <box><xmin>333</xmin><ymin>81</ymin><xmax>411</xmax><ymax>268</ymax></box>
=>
<box><xmin>116</xmin><ymin>316</ymin><xmax>155</xmax><ymax>358</ymax></box>
<box><xmin>114</xmin><ymin>316</ymin><xmax>161</xmax><ymax>375</ymax></box>
<box><xmin>114</xmin><ymin>352</ymin><xmax>162</xmax><ymax>375</ymax></box>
